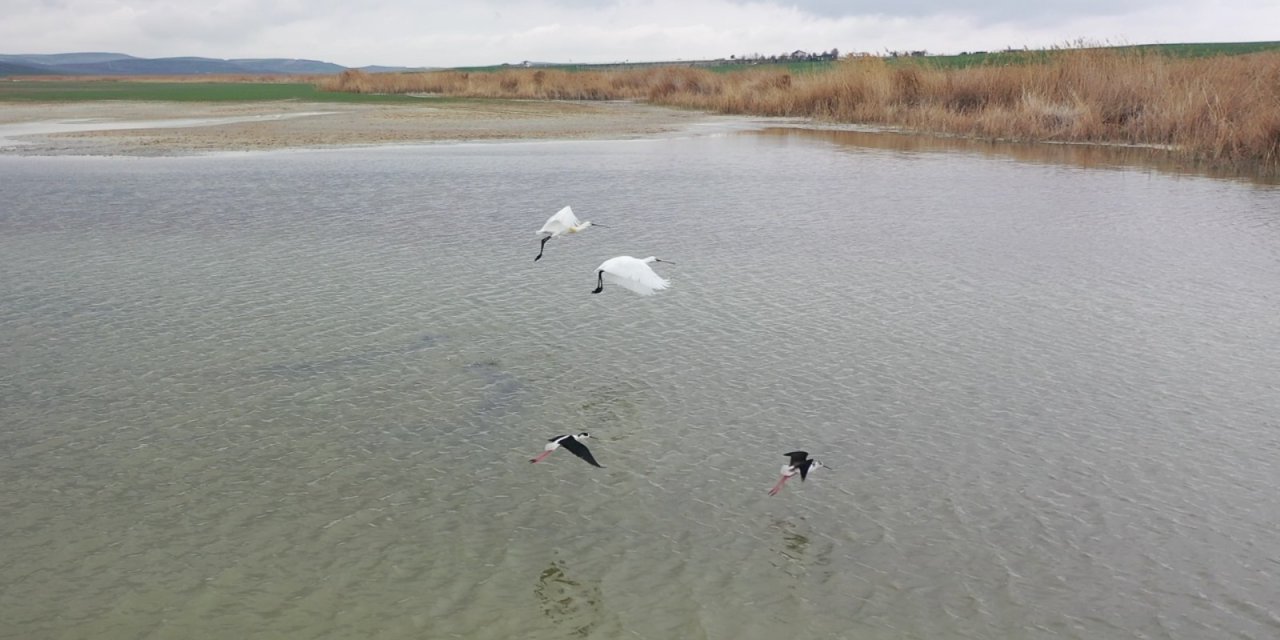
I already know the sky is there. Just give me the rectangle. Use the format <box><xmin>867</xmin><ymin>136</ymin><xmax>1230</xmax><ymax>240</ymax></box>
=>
<box><xmin>4</xmin><ymin>0</ymin><xmax>1278</xmax><ymax>68</ymax></box>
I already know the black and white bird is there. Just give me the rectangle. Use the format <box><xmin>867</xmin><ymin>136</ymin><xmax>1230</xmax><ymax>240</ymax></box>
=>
<box><xmin>768</xmin><ymin>450</ymin><xmax>828</xmax><ymax>495</ymax></box>
<box><xmin>529</xmin><ymin>433</ymin><xmax>603</xmax><ymax>467</ymax></box>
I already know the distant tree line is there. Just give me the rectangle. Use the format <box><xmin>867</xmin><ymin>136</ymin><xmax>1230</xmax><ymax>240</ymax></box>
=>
<box><xmin>726</xmin><ymin>49</ymin><xmax>840</xmax><ymax>64</ymax></box>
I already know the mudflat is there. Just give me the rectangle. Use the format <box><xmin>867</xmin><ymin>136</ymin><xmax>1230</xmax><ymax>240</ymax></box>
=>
<box><xmin>0</xmin><ymin>99</ymin><xmax>734</xmax><ymax>155</ymax></box>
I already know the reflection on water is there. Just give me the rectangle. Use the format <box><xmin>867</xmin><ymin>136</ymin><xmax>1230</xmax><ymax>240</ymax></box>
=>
<box><xmin>768</xmin><ymin>518</ymin><xmax>835</xmax><ymax>587</ymax></box>
<box><xmin>772</xmin><ymin>518</ymin><xmax>810</xmax><ymax>570</ymax></box>
<box><xmin>760</xmin><ymin>126</ymin><xmax>1280</xmax><ymax>185</ymax></box>
<box><xmin>2</xmin><ymin>130</ymin><xmax>1279</xmax><ymax>639</ymax></box>
<box><xmin>534</xmin><ymin>560</ymin><xmax>610</xmax><ymax>637</ymax></box>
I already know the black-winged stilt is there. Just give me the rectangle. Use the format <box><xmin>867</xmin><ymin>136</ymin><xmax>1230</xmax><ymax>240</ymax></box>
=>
<box><xmin>768</xmin><ymin>450</ymin><xmax>828</xmax><ymax>495</ymax></box>
<box><xmin>529</xmin><ymin>433</ymin><xmax>603</xmax><ymax>468</ymax></box>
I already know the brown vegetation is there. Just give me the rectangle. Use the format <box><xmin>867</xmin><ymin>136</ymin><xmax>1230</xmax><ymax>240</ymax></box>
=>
<box><xmin>317</xmin><ymin>49</ymin><xmax>1280</xmax><ymax>175</ymax></box>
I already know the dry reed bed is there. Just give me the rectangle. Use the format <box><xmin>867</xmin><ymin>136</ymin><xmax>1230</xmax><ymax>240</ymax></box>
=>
<box><xmin>319</xmin><ymin>50</ymin><xmax>1280</xmax><ymax>175</ymax></box>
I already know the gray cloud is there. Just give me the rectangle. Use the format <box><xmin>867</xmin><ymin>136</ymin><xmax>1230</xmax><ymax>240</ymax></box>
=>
<box><xmin>737</xmin><ymin>0</ymin><xmax>1166</xmax><ymax>23</ymax></box>
<box><xmin>540</xmin><ymin>0</ymin><xmax>1167</xmax><ymax>23</ymax></box>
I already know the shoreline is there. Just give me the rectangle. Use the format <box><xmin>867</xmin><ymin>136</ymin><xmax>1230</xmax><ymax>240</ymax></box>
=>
<box><xmin>2</xmin><ymin>98</ymin><xmax>1267</xmax><ymax>183</ymax></box>
<box><xmin>0</xmin><ymin>100</ymin><xmax>750</xmax><ymax>156</ymax></box>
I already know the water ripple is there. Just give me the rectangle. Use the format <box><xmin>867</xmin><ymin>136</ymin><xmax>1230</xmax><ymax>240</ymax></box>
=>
<box><xmin>2</xmin><ymin>137</ymin><xmax>1280</xmax><ymax>639</ymax></box>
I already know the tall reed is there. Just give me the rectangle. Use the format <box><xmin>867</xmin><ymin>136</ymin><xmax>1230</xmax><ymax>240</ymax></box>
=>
<box><xmin>316</xmin><ymin>49</ymin><xmax>1280</xmax><ymax>174</ymax></box>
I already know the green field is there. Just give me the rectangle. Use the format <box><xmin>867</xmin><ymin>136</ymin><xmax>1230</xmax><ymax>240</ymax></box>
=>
<box><xmin>1133</xmin><ymin>41</ymin><xmax>1280</xmax><ymax>57</ymax></box>
<box><xmin>907</xmin><ymin>41</ymin><xmax>1280</xmax><ymax>69</ymax></box>
<box><xmin>0</xmin><ymin>81</ymin><xmax>433</xmax><ymax>103</ymax></box>
<box><xmin>453</xmin><ymin>40</ymin><xmax>1280</xmax><ymax>74</ymax></box>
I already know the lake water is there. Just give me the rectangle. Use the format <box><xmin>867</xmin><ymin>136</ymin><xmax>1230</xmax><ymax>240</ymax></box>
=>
<box><xmin>2</xmin><ymin>128</ymin><xmax>1279</xmax><ymax>640</ymax></box>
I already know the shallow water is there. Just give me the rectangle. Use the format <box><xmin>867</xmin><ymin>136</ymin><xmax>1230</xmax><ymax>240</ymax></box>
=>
<box><xmin>2</xmin><ymin>130</ymin><xmax>1279</xmax><ymax>639</ymax></box>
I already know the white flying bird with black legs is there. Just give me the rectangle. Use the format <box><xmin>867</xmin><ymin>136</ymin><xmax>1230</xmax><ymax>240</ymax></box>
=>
<box><xmin>768</xmin><ymin>451</ymin><xmax>829</xmax><ymax>495</ymax></box>
<box><xmin>529</xmin><ymin>433</ymin><xmax>604</xmax><ymax>468</ymax></box>
<box><xmin>534</xmin><ymin>205</ymin><xmax>602</xmax><ymax>262</ymax></box>
<box><xmin>591</xmin><ymin>256</ymin><xmax>673</xmax><ymax>295</ymax></box>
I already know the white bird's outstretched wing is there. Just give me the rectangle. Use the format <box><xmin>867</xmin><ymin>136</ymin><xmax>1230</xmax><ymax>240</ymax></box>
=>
<box><xmin>601</xmin><ymin>257</ymin><xmax>670</xmax><ymax>295</ymax></box>
<box><xmin>537</xmin><ymin>206</ymin><xmax>581</xmax><ymax>236</ymax></box>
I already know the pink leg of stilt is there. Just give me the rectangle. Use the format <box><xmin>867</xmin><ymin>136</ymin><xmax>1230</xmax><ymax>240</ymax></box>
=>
<box><xmin>530</xmin><ymin>450</ymin><xmax>554</xmax><ymax>463</ymax></box>
<box><xmin>768</xmin><ymin>475</ymin><xmax>790</xmax><ymax>495</ymax></box>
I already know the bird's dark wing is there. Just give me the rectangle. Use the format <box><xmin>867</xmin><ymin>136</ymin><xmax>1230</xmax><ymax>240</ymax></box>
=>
<box><xmin>798</xmin><ymin>460</ymin><xmax>812</xmax><ymax>481</ymax></box>
<box><xmin>549</xmin><ymin>434</ymin><xmax>569</xmax><ymax>443</ymax></box>
<box><xmin>784</xmin><ymin>451</ymin><xmax>809</xmax><ymax>465</ymax></box>
<box><xmin>561</xmin><ymin>437</ymin><xmax>603</xmax><ymax>467</ymax></box>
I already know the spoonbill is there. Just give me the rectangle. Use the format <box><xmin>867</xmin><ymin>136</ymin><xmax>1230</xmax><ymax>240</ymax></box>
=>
<box><xmin>535</xmin><ymin>206</ymin><xmax>600</xmax><ymax>262</ymax></box>
<box><xmin>591</xmin><ymin>256</ymin><xmax>673</xmax><ymax>295</ymax></box>
<box><xmin>768</xmin><ymin>451</ymin><xmax>828</xmax><ymax>495</ymax></box>
<box><xmin>529</xmin><ymin>433</ymin><xmax>603</xmax><ymax>468</ymax></box>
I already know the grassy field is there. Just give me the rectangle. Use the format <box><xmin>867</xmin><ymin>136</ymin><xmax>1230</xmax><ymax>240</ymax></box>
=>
<box><xmin>0</xmin><ymin>80</ymin><xmax>430</xmax><ymax>103</ymax></box>
<box><xmin>914</xmin><ymin>41</ymin><xmax>1280</xmax><ymax>69</ymax></box>
<box><xmin>1130</xmin><ymin>41</ymin><xmax>1280</xmax><ymax>57</ymax></box>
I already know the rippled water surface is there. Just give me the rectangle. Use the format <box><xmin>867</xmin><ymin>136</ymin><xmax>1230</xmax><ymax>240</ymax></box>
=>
<box><xmin>2</xmin><ymin>131</ymin><xmax>1279</xmax><ymax>639</ymax></box>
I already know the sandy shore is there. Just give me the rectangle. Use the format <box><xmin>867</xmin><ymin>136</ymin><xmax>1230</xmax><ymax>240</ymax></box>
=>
<box><xmin>0</xmin><ymin>99</ymin><xmax>747</xmax><ymax>156</ymax></box>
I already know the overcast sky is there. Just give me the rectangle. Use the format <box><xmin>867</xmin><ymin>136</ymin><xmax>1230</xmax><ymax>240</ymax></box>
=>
<box><xmin>5</xmin><ymin>0</ymin><xmax>1278</xmax><ymax>68</ymax></box>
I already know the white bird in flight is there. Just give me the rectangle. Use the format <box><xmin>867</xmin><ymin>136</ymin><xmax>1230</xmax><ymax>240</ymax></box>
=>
<box><xmin>591</xmin><ymin>255</ymin><xmax>673</xmax><ymax>295</ymax></box>
<box><xmin>535</xmin><ymin>205</ymin><xmax>602</xmax><ymax>262</ymax></box>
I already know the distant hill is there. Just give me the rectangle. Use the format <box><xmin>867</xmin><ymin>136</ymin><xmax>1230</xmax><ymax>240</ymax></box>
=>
<box><xmin>0</xmin><ymin>52</ymin><xmax>418</xmax><ymax>76</ymax></box>
<box><xmin>0</xmin><ymin>60</ymin><xmax>51</xmax><ymax>75</ymax></box>
<box><xmin>4</xmin><ymin>52</ymin><xmax>139</xmax><ymax>65</ymax></box>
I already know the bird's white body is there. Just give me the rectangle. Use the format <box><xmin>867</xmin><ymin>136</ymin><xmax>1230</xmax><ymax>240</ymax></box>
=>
<box><xmin>537</xmin><ymin>206</ymin><xmax>593</xmax><ymax>238</ymax></box>
<box><xmin>595</xmin><ymin>255</ymin><xmax>670</xmax><ymax>296</ymax></box>
<box><xmin>780</xmin><ymin>460</ymin><xmax>824</xmax><ymax>477</ymax></box>
<box><xmin>535</xmin><ymin>206</ymin><xmax>597</xmax><ymax>261</ymax></box>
